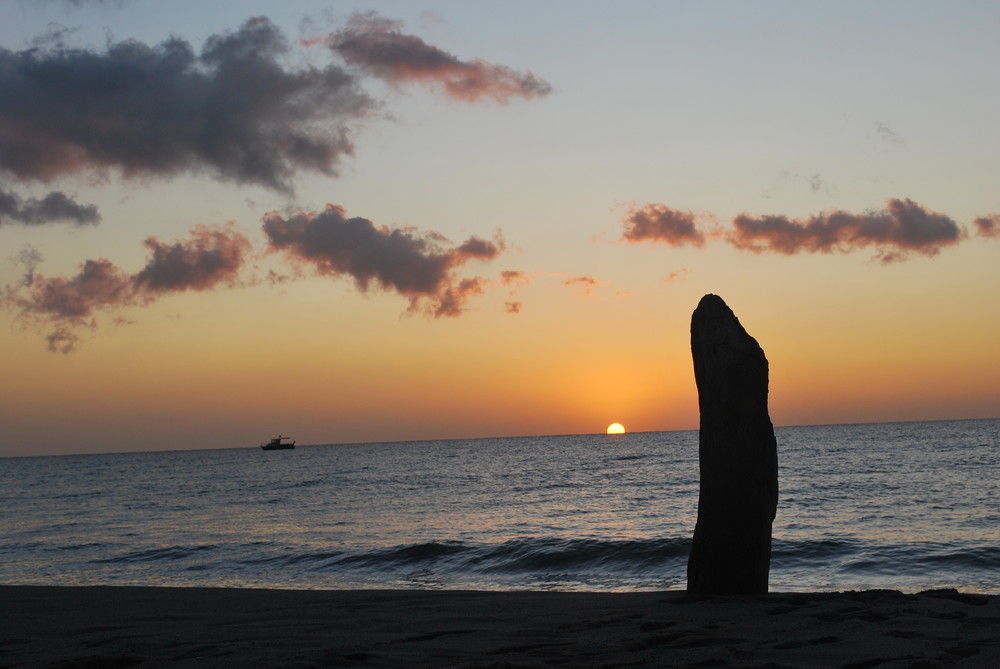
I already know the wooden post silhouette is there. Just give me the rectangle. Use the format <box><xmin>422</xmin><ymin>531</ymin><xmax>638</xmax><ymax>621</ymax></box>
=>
<box><xmin>687</xmin><ymin>294</ymin><xmax>778</xmax><ymax>595</ymax></box>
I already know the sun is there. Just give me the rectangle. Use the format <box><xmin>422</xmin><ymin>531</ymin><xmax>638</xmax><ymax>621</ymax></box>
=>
<box><xmin>606</xmin><ymin>422</ymin><xmax>626</xmax><ymax>435</ymax></box>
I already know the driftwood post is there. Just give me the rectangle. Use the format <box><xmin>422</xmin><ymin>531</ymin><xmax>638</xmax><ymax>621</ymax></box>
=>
<box><xmin>687</xmin><ymin>294</ymin><xmax>778</xmax><ymax>595</ymax></box>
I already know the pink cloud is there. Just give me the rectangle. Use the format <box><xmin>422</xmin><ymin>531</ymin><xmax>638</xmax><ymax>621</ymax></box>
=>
<box><xmin>622</xmin><ymin>198</ymin><xmax>970</xmax><ymax>263</ymax></box>
<box><xmin>621</xmin><ymin>204</ymin><xmax>706</xmax><ymax>247</ymax></box>
<box><xmin>500</xmin><ymin>270</ymin><xmax>534</xmax><ymax>286</ymax></box>
<box><xmin>4</xmin><ymin>224</ymin><xmax>252</xmax><ymax>352</ymax></box>
<box><xmin>563</xmin><ymin>275</ymin><xmax>603</xmax><ymax>297</ymax></box>
<box><xmin>663</xmin><ymin>268</ymin><xmax>690</xmax><ymax>284</ymax></box>
<box><xmin>324</xmin><ymin>12</ymin><xmax>551</xmax><ymax>104</ymax></box>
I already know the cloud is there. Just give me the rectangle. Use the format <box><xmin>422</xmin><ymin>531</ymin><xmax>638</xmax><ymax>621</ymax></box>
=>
<box><xmin>3</xmin><ymin>224</ymin><xmax>251</xmax><ymax>352</ymax></box>
<box><xmin>973</xmin><ymin>214</ymin><xmax>1000</xmax><ymax>238</ymax></box>
<box><xmin>622</xmin><ymin>198</ymin><xmax>969</xmax><ymax>263</ymax></box>
<box><xmin>729</xmin><ymin>199</ymin><xmax>963</xmax><ymax>262</ymax></box>
<box><xmin>40</xmin><ymin>0</ymin><xmax>130</xmax><ymax>7</ymax></box>
<box><xmin>563</xmin><ymin>275</ymin><xmax>603</xmax><ymax>297</ymax></box>
<box><xmin>134</xmin><ymin>223</ymin><xmax>250</xmax><ymax>292</ymax></box>
<box><xmin>0</xmin><ymin>188</ymin><xmax>100</xmax><ymax>226</ymax></box>
<box><xmin>662</xmin><ymin>268</ymin><xmax>690</xmax><ymax>284</ymax></box>
<box><xmin>323</xmin><ymin>12</ymin><xmax>552</xmax><ymax>104</ymax></box>
<box><xmin>763</xmin><ymin>170</ymin><xmax>827</xmax><ymax>199</ymax></box>
<box><xmin>621</xmin><ymin>204</ymin><xmax>706</xmax><ymax>247</ymax></box>
<box><xmin>873</xmin><ymin>120</ymin><xmax>903</xmax><ymax>147</ymax></box>
<box><xmin>434</xmin><ymin>276</ymin><xmax>487</xmax><ymax>318</ymax></box>
<box><xmin>498</xmin><ymin>270</ymin><xmax>532</xmax><ymax>313</ymax></box>
<box><xmin>12</xmin><ymin>246</ymin><xmax>43</xmax><ymax>285</ymax></box>
<box><xmin>564</xmin><ymin>275</ymin><xmax>598</xmax><ymax>287</ymax></box>
<box><xmin>500</xmin><ymin>269</ymin><xmax>533</xmax><ymax>286</ymax></box>
<box><xmin>263</xmin><ymin>203</ymin><xmax>505</xmax><ymax>316</ymax></box>
<box><xmin>9</xmin><ymin>256</ymin><xmax>134</xmax><ymax>322</ymax></box>
<box><xmin>45</xmin><ymin>328</ymin><xmax>80</xmax><ymax>355</ymax></box>
<box><xmin>0</xmin><ymin>17</ymin><xmax>373</xmax><ymax>192</ymax></box>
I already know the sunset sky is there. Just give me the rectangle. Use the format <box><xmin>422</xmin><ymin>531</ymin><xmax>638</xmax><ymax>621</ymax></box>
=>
<box><xmin>2</xmin><ymin>1</ymin><xmax>998</xmax><ymax>457</ymax></box>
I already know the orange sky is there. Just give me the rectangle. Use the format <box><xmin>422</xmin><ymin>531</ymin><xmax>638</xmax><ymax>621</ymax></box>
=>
<box><xmin>2</xmin><ymin>2</ymin><xmax>999</xmax><ymax>456</ymax></box>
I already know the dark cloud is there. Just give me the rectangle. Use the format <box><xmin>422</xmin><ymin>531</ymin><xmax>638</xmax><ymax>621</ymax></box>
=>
<box><xmin>729</xmin><ymin>199</ymin><xmax>963</xmax><ymax>262</ymax></box>
<box><xmin>134</xmin><ymin>224</ymin><xmax>250</xmax><ymax>292</ymax></box>
<box><xmin>504</xmin><ymin>300</ymin><xmax>521</xmax><ymax>314</ymax></box>
<box><xmin>0</xmin><ymin>17</ymin><xmax>373</xmax><ymax>192</ymax></box>
<box><xmin>973</xmin><ymin>214</ymin><xmax>1000</xmax><ymax>238</ymax></box>
<box><xmin>0</xmin><ymin>188</ymin><xmax>100</xmax><ymax>226</ymax></box>
<box><xmin>621</xmin><ymin>204</ymin><xmax>705</xmax><ymax>247</ymax></box>
<box><xmin>263</xmin><ymin>204</ymin><xmax>505</xmax><ymax>316</ymax></box>
<box><xmin>324</xmin><ymin>12</ymin><xmax>552</xmax><ymax>104</ymax></box>
<box><xmin>3</xmin><ymin>224</ymin><xmax>251</xmax><ymax>352</ymax></box>
<box><xmin>623</xmin><ymin>198</ymin><xmax>968</xmax><ymax>263</ymax></box>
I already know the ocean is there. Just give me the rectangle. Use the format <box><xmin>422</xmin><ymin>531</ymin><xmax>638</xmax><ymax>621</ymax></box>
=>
<box><xmin>1</xmin><ymin>419</ymin><xmax>997</xmax><ymax>593</ymax></box>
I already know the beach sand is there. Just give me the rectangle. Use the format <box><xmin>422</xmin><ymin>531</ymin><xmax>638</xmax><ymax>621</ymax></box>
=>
<box><xmin>2</xmin><ymin>586</ymin><xmax>998</xmax><ymax>668</ymax></box>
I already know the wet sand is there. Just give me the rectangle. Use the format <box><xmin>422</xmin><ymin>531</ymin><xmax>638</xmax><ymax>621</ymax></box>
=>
<box><xmin>2</xmin><ymin>586</ymin><xmax>999</xmax><ymax>668</ymax></box>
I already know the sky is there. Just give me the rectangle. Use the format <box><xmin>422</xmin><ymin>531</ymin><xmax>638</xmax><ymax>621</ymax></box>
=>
<box><xmin>1</xmin><ymin>0</ymin><xmax>998</xmax><ymax>457</ymax></box>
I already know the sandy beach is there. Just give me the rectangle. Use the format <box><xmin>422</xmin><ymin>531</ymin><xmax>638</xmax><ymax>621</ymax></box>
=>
<box><xmin>2</xmin><ymin>586</ymin><xmax>998</xmax><ymax>668</ymax></box>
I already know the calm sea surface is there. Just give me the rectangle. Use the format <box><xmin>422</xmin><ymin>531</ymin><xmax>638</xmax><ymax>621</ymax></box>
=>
<box><xmin>1</xmin><ymin>419</ymin><xmax>997</xmax><ymax>593</ymax></box>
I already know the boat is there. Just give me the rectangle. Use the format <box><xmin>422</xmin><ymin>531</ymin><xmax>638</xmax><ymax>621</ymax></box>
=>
<box><xmin>260</xmin><ymin>435</ymin><xmax>295</xmax><ymax>450</ymax></box>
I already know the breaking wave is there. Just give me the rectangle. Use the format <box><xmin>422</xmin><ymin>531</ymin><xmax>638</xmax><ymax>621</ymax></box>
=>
<box><xmin>51</xmin><ymin>536</ymin><xmax>1000</xmax><ymax>591</ymax></box>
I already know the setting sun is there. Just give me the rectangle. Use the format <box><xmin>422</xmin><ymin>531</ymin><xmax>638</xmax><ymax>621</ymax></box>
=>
<box><xmin>606</xmin><ymin>423</ymin><xmax>626</xmax><ymax>435</ymax></box>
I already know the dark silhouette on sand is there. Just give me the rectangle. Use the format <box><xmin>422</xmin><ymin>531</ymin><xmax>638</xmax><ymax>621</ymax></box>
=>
<box><xmin>687</xmin><ymin>294</ymin><xmax>778</xmax><ymax>595</ymax></box>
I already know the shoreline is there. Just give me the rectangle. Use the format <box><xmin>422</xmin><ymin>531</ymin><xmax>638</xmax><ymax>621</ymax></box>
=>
<box><xmin>3</xmin><ymin>586</ymin><xmax>998</xmax><ymax>667</ymax></box>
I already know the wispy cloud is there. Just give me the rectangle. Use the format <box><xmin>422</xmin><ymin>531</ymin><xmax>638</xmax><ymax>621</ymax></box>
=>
<box><xmin>662</xmin><ymin>268</ymin><xmax>690</xmax><ymax>284</ymax></box>
<box><xmin>263</xmin><ymin>204</ymin><xmax>505</xmax><ymax>317</ymax></box>
<box><xmin>873</xmin><ymin>120</ymin><xmax>904</xmax><ymax>147</ymax></box>
<box><xmin>563</xmin><ymin>275</ymin><xmax>603</xmax><ymax>297</ymax></box>
<box><xmin>322</xmin><ymin>12</ymin><xmax>552</xmax><ymax>104</ymax></box>
<box><xmin>622</xmin><ymin>198</ymin><xmax>983</xmax><ymax>263</ymax></box>
<box><xmin>38</xmin><ymin>0</ymin><xmax>131</xmax><ymax>7</ymax></box>
<box><xmin>500</xmin><ymin>269</ymin><xmax>534</xmax><ymax>287</ymax></box>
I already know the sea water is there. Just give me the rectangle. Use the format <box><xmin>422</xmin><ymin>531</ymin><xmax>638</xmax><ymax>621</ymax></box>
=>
<box><xmin>1</xmin><ymin>419</ymin><xmax>997</xmax><ymax>593</ymax></box>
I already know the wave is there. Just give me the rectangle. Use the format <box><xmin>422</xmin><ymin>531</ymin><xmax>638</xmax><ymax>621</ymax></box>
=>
<box><xmin>71</xmin><ymin>537</ymin><xmax>1000</xmax><ymax>590</ymax></box>
<box><xmin>233</xmin><ymin>537</ymin><xmax>675</xmax><ymax>576</ymax></box>
<box><xmin>90</xmin><ymin>544</ymin><xmax>218</xmax><ymax>564</ymax></box>
<box><xmin>293</xmin><ymin>538</ymin><xmax>1000</xmax><ymax>582</ymax></box>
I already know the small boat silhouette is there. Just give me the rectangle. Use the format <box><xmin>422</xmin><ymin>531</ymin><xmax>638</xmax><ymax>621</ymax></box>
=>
<box><xmin>260</xmin><ymin>435</ymin><xmax>295</xmax><ymax>450</ymax></box>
